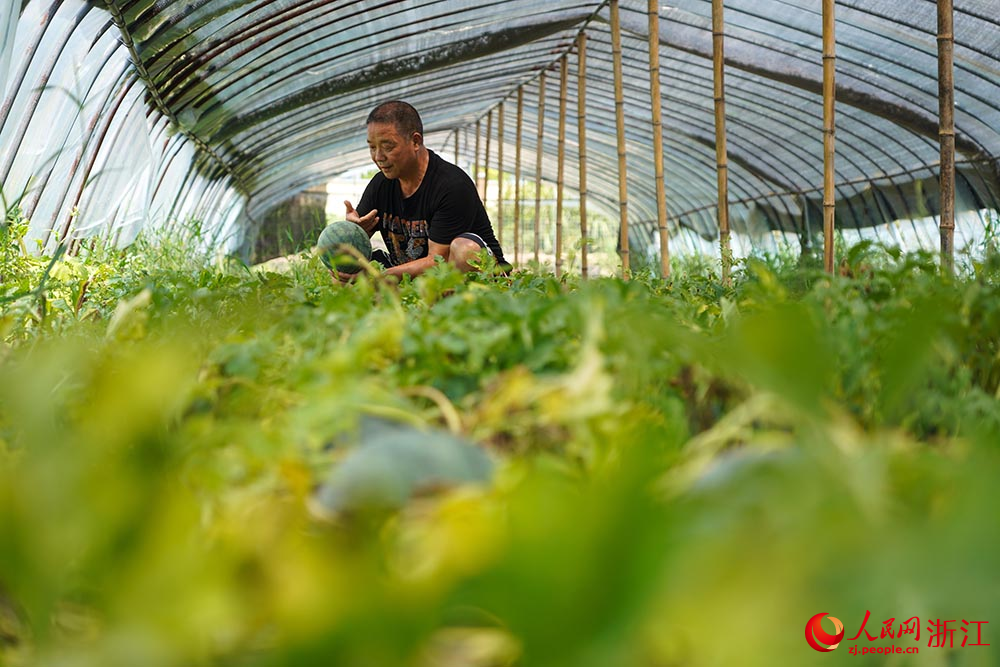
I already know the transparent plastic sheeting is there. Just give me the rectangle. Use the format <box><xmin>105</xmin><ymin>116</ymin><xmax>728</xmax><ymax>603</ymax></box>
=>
<box><xmin>2</xmin><ymin>0</ymin><xmax>999</xmax><ymax>258</ymax></box>
<box><xmin>0</xmin><ymin>0</ymin><xmax>245</xmax><ymax>251</ymax></box>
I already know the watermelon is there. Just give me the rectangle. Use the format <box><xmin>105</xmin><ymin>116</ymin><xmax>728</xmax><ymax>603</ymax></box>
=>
<box><xmin>310</xmin><ymin>417</ymin><xmax>494</xmax><ymax>518</ymax></box>
<box><xmin>316</xmin><ymin>221</ymin><xmax>373</xmax><ymax>274</ymax></box>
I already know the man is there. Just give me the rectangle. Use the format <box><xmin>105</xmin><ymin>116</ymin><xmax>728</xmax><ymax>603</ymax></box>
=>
<box><xmin>339</xmin><ymin>100</ymin><xmax>506</xmax><ymax>280</ymax></box>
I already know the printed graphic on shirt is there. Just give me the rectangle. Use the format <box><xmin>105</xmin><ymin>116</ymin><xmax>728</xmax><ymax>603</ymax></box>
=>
<box><xmin>383</xmin><ymin>214</ymin><xmax>429</xmax><ymax>263</ymax></box>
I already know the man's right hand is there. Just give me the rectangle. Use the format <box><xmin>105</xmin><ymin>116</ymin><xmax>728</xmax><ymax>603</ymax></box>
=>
<box><xmin>331</xmin><ymin>268</ymin><xmax>357</xmax><ymax>285</ymax></box>
<box><xmin>344</xmin><ymin>200</ymin><xmax>379</xmax><ymax>234</ymax></box>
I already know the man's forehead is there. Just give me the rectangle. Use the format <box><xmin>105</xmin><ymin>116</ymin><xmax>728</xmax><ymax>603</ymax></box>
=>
<box><xmin>367</xmin><ymin>121</ymin><xmax>406</xmax><ymax>139</ymax></box>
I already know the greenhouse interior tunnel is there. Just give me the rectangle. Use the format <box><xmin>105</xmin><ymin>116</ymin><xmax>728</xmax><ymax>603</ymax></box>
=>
<box><xmin>3</xmin><ymin>0</ymin><xmax>1000</xmax><ymax>270</ymax></box>
<box><xmin>7</xmin><ymin>4</ymin><xmax>1000</xmax><ymax>666</ymax></box>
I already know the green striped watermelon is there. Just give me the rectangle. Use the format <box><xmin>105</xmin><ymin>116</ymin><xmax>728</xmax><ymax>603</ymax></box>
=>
<box><xmin>316</xmin><ymin>221</ymin><xmax>373</xmax><ymax>274</ymax></box>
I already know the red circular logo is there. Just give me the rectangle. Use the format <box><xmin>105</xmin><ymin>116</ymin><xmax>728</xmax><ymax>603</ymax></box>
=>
<box><xmin>806</xmin><ymin>613</ymin><xmax>845</xmax><ymax>652</ymax></box>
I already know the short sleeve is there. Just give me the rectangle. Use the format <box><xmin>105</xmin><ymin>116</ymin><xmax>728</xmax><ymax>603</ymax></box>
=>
<box><xmin>427</xmin><ymin>172</ymin><xmax>481</xmax><ymax>245</ymax></box>
<box><xmin>357</xmin><ymin>177</ymin><xmax>378</xmax><ymax>218</ymax></box>
<box><xmin>356</xmin><ymin>176</ymin><xmax>386</xmax><ymax>234</ymax></box>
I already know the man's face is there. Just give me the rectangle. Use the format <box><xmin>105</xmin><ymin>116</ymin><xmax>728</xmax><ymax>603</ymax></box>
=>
<box><xmin>367</xmin><ymin>121</ymin><xmax>420</xmax><ymax>180</ymax></box>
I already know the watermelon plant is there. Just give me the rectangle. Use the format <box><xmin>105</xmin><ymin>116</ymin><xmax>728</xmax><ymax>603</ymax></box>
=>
<box><xmin>1</xmin><ymin>221</ymin><xmax>999</xmax><ymax>667</ymax></box>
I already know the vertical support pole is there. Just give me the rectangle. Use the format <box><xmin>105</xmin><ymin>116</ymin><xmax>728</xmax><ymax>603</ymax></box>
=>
<box><xmin>800</xmin><ymin>192</ymin><xmax>813</xmax><ymax>258</ymax></box>
<box><xmin>534</xmin><ymin>70</ymin><xmax>547</xmax><ymax>265</ymax></box>
<box><xmin>474</xmin><ymin>119</ymin><xmax>483</xmax><ymax>200</ymax></box>
<box><xmin>611</xmin><ymin>0</ymin><xmax>630</xmax><ymax>279</ymax></box>
<box><xmin>498</xmin><ymin>101</ymin><xmax>505</xmax><ymax>246</ymax></box>
<box><xmin>454</xmin><ymin>129</ymin><xmax>460</xmax><ymax>164</ymax></box>
<box><xmin>514</xmin><ymin>86</ymin><xmax>524</xmax><ymax>266</ymax></box>
<box><xmin>938</xmin><ymin>0</ymin><xmax>956</xmax><ymax>275</ymax></box>
<box><xmin>647</xmin><ymin>0</ymin><xmax>670</xmax><ymax>278</ymax></box>
<box><xmin>464</xmin><ymin>126</ymin><xmax>470</xmax><ymax>169</ymax></box>
<box><xmin>556</xmin><ymin>55</ymin><xmax>569</xmax><ymax>278</ymax></box>
<box><xmin>822</xmin><ymin>0</ymin><xmax>837</xmax><ymax>274</ymax></box>
<box><xmin>712</xmin><ymin>0</ymin><xmax>732</xmax><ymax>285</ymax></box>
<box><xmin>577</xmin><ymin>31</ymin><xmax>589</xmax><ymax>278</ymax></box>
<box><xmin>484</xmin><ymin>110</ymin><xmax>493</xmax><ymax>206</ymax></box>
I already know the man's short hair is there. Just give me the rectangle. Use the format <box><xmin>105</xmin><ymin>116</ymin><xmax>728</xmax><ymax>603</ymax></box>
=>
<box><xmin>366</xmin><ymin>100</ymin><xmax>423</xmax><ymax>139</ymax></box>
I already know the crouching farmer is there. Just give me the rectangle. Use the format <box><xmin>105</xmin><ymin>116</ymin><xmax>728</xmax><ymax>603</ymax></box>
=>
<box><xmin>333</xmin><ymin>100</ymin><xmax>507</xmax><ymax>282</ymax></box>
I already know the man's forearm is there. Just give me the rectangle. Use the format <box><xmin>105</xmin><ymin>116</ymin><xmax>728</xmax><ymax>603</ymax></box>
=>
<box><xmin>384</xmin><ymin>254</ymin><xmax>441</xmax><ymax>279</ymax></box>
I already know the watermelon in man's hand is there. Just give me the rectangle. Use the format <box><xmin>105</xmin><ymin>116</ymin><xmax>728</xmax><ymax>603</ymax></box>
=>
<box><xmin>316</xmin><ymin>221</ymin><xmax>372</xmax><ymax>274</ymax></box>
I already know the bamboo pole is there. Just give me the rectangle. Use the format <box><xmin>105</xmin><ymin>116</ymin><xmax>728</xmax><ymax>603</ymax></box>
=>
<box><xmin>498</xmin><ymin>101</ymin><xmax>505</xmax><ymax>246</ymax></box>
<box><xmin>514</xmin><ymin>86</ymin><xmax>524</xmax><ymax>266</ymax></box>
<box><xmin>534</xmin><ymin>70</ymin><xmax>547</xmax><ymax>265</ymax></box>
<box><xmin>556</xmin><ymin>55</ymin><xmax>569</xmax><ymax>278</ymax></box>
<box><xmin>647</xmin><ymin>0</ymin><xmax>670</xmax><ymax>278</ymax></box>
<box><xmin>577</xmin><ymin>31</ymin><xmax>589</xmax><ymax>278</ymax></box>
<box><xmin>938</xmin><ymin>0</ymin><xmax>955</xmax><ymax>274</ymax></box>
<box><xmin>464</xmin><ymin>126</ymin><xmax>469</xmax><ymax>168</ymax></box>
<box><xmin>822</xmin><ymin>0</ymin><xmax>837</xmax><ymax>274</ymax></box>
<box><xmin>474</xmin><ymin>119</ymin><xmax>483</xmax><ymax>200</ymax></box>
<box><xmin>611</xmin><ymin>0</ymin><xmax>630</xmax><ymax>279</ymax></box>
<box><xmin>484</xmin><ymin>110</ymin><xmax>492</xmax><ymax>206</ymax></box>
<box><xmin>712</xmin><ymin>0</ymin><xmax>732</xmax><ymax>285</ymax></box>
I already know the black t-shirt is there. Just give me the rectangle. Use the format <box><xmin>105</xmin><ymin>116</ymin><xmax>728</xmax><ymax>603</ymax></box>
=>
<box><xmin>357</xmin><ymin>150</ymin><xmax>506</xmax><ymax>266</ymax></box>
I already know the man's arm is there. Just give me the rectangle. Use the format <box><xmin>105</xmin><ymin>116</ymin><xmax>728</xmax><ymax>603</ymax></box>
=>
<box><xmin>333</xmin><ymin>239</ymin><xmax>449</xmax><ymax>284</ymax></box>
<box><xmin>384</xmin><ymin>240</ymin><xmax>451</xmax><ymax>279</ymax></box>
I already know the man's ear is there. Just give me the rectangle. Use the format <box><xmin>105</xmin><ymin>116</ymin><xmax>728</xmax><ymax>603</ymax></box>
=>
<box><xmin>411</xmin><ymin>132</ymin><xmax>424</xmax><ymax>147</ymax></box>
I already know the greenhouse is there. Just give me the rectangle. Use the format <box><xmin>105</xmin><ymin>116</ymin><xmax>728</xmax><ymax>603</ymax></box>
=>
<box><xmin>2</xmin><ymin>1</ymin><xmax>1000</xmax><ymax>666</ymax></box>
